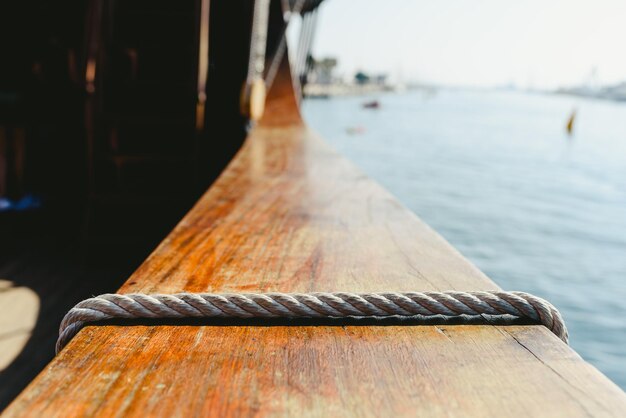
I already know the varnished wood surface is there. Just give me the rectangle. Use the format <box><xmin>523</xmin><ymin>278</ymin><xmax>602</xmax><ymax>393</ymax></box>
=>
<box><xmin>4</xmin><ymin>63</ymin><xmax>626</xmax><ymax>417</ymax></box>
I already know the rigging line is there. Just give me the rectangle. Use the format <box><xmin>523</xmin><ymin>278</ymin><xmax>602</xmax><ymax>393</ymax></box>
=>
<box><xmin>244</xmin><ymin>0</ymin><xmax>321</xmax><ymax>115</ymax></box>
<box><xmin>246</xmin><ymin>0</ymin><xmax>272</xmax><ymax>85</ymax></box>
<box><xmin>297</xmin><ymin>13</ymin><xmax>314</xmax><ymax>81</ymax></box>
<box><xmin>242</xmin><ymin>0</ymin><xmax>272</xmax><ymax>121</ymax></box>
<box><xmin>264</xmin><ymin>0</ymin><xmax>308</xmax><ymax>92</ymax></box>
<box><xmin>294</xmin><ymin>12</ymin><xmax>311</xmax><ymax>80</ymax></box>
<box><xmin>300</xmin><ymin>8</ymin><xmax>319</xmax><ymax>87</ymax></box>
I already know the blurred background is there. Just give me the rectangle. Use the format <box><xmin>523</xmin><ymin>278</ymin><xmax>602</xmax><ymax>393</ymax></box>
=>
<box><xmin>0</xmin><ymin>0</ymin><xmax>258</xmax><ymax>408</ymax></box>
<box><xmin>297</xmin><ymin>0</ymin><xmax>626</xmax><ymax>388</ymax></box>
<box><xmin>0</xmin><ymin>0</ymin><xmax>624</xmax><ymax>409</ymax></box>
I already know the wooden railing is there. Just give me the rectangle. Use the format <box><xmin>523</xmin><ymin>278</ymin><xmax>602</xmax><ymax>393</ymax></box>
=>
<box><xmin>3</xmin><ymin>56</ymin><xmax>626</xmax><ymax>418</ymax></box>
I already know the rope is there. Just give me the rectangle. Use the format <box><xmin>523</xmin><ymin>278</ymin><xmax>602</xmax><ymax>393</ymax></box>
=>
<box><xmin>264</xmin><ymin>0</ymin><xmax>307</xmax><ymax>92</ymax></box>
<box><xmin>242</xmin><ymin>0</ymin><xmax>316</xmax><ymax>117</ymax></box>
<box><xmin>57</xmin><ymin>290</ymin><xmax>568</xmax><ymax>353</ymax></box>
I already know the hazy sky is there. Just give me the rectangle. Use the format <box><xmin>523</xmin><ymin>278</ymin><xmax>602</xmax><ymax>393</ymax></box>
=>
<box><xmin>292</xmin><ymin>0</ymin><xmax>626</xmax><ymax>89</ymax></box>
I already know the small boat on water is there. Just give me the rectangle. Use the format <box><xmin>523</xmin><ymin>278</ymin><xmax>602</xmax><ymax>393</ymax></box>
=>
<box><xmin>362</xmin><ymin>99</ymin><xmax>380</xmax><ymax>109</ymax></box>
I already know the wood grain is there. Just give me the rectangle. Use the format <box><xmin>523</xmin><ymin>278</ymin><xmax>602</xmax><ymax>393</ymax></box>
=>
<box><xmin>4</xmin><ymin>57</ymin><xmax>626</xmax><ymax>417</ymax></box>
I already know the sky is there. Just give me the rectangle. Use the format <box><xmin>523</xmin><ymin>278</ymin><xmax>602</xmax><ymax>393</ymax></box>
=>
<box><xmin>288</xmin><ymin>0</ymin><xmax>626</xmax><ymax>89</ymax></box>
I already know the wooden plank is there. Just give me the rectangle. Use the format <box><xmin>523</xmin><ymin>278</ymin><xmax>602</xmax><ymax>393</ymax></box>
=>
<box><xmin>4</xmin><ymin>60</ymin><xmax>626</xmax><ymax>417</ymax></box>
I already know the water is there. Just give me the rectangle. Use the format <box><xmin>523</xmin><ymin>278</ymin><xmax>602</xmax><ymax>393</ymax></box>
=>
<box><xmin>302</xmin><ymin>89</ymin><xmax>626</xmax><ymax>389</ymax></box>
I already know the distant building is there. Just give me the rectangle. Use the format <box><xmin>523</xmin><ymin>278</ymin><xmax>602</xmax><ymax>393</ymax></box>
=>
<box><xmin>354</xmin><ymin>71</ymin><xmax>370</xmax><ymax>85</ymax></box>
<box><xmin>308</xmin><ymin>57</ymin><xmax>338</xmax><ymax>85</ymax></box>
<box><xmin>304</xmin><ymin>61</ymin><xmax>395</xmax><ymax>97</ymax></box>
<box><xmin>557</xmin><ymin>80</ymin><xmax>626</xmax><ymax>102</ymax></box>
<box><xmin>373</xmin><ymin>74</ymin><xmax>388</xmax><ymax>85</ymax></box>
<box><xmin>354</xmin><ymin>71</ymin><xmax>387</xmax><ymax>86</ymax></box>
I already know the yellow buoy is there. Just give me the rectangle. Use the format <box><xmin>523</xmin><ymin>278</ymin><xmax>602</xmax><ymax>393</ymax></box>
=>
<box><xmin>566</xmin><ymin>109</ymin><xmax>576</xmax><ymax>136</ymax></box>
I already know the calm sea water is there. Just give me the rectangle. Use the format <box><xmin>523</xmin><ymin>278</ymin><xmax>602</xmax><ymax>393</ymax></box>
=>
<box><xmin>303</xmin><ymin>89</ymin><xmax>626</xmax><ymax>389</ymax></box>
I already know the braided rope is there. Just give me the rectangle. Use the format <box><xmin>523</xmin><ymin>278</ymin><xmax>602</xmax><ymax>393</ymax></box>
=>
<box><xmin>56</xmin><ymin>291</ymin><xmax>567</xmax><ymax>353</ymax></box>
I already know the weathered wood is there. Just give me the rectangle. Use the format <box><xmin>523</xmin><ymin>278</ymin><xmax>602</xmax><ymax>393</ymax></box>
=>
<box><xmin>4</xmin><ymin>60</ymin><xmax>626</xmax><ymax>417</ymax></box>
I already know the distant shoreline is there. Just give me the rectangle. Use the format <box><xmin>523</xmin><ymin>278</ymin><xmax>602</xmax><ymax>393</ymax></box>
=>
<box><xmin>305</xmin><ymin>82</ymin><xmax>626</xmax><ymax>105</ymax></box>
<box><xmin>304</xmin><ymin>83</ymin><xmax>399</xmax><ymax>98</ymax></box>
